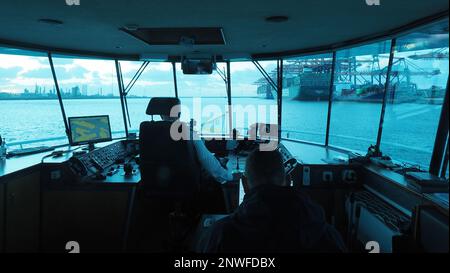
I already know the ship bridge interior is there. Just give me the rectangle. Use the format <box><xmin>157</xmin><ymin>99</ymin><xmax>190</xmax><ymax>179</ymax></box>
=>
<box><xmin>0</xmin><ymin>0</ymin><xmax>449</xmax><ymax>253</ymax></box>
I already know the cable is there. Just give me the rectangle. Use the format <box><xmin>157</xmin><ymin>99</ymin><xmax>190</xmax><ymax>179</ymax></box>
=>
<box><xmin>40</xmin><ymin>146</ymin><xmax>82</xmax><ymax>163</ymax></box>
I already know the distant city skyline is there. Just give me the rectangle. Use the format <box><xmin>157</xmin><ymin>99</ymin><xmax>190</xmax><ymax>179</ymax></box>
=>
<box><xmin>0</xmin><ymin>83</ymin><xmax>115</xmax><ymax>98</ymax></box>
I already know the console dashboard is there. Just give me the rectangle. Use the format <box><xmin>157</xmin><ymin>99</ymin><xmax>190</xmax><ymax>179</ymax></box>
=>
<box><xmin>72</xmin><ymin>141</ymin><xmax>139</xmax><ymax>180</ymax></box>
<box><xmin>42</xmin><ymin>140</ymin><xmax>140</xmax><ymax>185</ymax></box>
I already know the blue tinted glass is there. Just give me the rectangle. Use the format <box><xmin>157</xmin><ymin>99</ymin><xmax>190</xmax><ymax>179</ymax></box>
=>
<box><xmin>230</xmin><ymin>61</ymin><xmax>278</xmax><ymax>137</ymax></box>
<box><xmin>282</xmin><ymin>53</ymin><xmax>333</xmax><ymax>144</ymax></box>
<box><xmin>176</xmin><ymin>62</ymin><xmax>230</xmax><ymax>136</ymax></box>
<box><xmin>0</xmin><ymin>48</ymin><xmax>68</xmax><ymax>148</ymax></box>
<box><xmin>52</xmin><ymin>57</ymin><xmax>126</xmax><ymax>139</ymax></box>
<box><xmin>329</xmin><ymin>40</ymin><xmax>391</xmax><ymax>152</ymax></box>
<box><xmin>119</xmin><ymin>61</ymin><xmax>175</xmax><ymax>133</ymax></box>
<box><xmin>381</xmin><ymin>19</ymin><xmax>449</xmax><ymax>169</ymax></box>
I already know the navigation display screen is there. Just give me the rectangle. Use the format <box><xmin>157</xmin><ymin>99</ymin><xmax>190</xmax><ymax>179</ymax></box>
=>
<box><xmin>68</xmin><ymin>115</ymin><xmax>112</xmax><ymax>145</ymax></box>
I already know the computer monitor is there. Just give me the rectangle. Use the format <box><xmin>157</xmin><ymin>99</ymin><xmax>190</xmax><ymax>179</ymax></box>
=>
<box><xmin>181</xmin><ymin>58</ymin><xmax>214</xmax><ymax>74</ymax></box>
<box><xmin>68</xmin><ymin>115</ymin><xmax>112</xmax><ymax>148</ymax></box>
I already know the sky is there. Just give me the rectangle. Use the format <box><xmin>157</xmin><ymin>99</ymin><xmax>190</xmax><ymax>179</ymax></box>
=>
<box><xmin>0</xmin><ymin>47</ymin><xmax>448</xmax><ymax>96</ymax></box>
<box><xmin>0</xmin><ymin>53</ymin><xmax>277</xmax><ymax>97</ymax></box>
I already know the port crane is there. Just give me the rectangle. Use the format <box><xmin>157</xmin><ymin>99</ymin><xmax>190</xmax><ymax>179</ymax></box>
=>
<box><xmin>254</xmin><ymin>48</ymin><xmax>447</xmax><ymax>100</ymax></box>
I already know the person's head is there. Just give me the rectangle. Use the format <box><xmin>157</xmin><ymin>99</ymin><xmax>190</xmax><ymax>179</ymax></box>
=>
<box><xmin>244</xmin><ymin>149</ymin><xmax>286</xmax><ymax>190</ymax></box>
<box><xmin>160</xmin><ymin>115</ymin><xmax>178</xmax><ymax>122</ymax></box>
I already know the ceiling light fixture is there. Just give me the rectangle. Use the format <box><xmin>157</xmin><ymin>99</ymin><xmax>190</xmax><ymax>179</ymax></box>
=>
<box><xmin>38</xmin><ymin>18</ymin><xmax>64</xmax><ymax>25</ymax></box>
<box><xmin>123</xmin><ymin>24</ymin><xmax>139</xmax><ymax>31</ymax></box>
<box><xmin>265</xmin><ymin>16</ymin><xmax>289</xmax><ymax>23</ymax></box>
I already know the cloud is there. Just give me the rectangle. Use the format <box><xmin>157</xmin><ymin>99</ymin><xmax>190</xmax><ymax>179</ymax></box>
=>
<box><xmin>0</xmin><ymin>54</ymin><xmax>49</xmax><ymax>73</ymax></box>
<box><xmin>0</xmin><ymin>67</ymin><xmax>21</xmax><ymax>78</ymax></box>
<box><xmin>132</xmin><ymin>80</ymin><xmax>172</xmax><ymax>87</ymax></box>
<box><xmin>149</xmin><ymin>62</ymin><xmax>172</xmax><ymax>72</ymax></box>
<box><xmin>119</xmin><ymin>61</ymin><xmax>142</xmax><ymax>74</ymax></box>
<box><xmin>231</xmin><ymin>62</ymin><xmax>257</xmax><ymax>72</ymax></box>
<box><xmin>0</xmin><ymin>55</ymin><xmax>55</xmax><ymax>92</ymax></box>
<box><xmin>120</xmin><ymin>61</ymin><xmax>172</xmax><ymax>75</ymax></box>
<box><xmin>21</xmin><ymin>67</ymin><xmax>53</xmax><ymax>78</ymax></box>
<box><xmin>231</xmin><ymin>61</ymin><xmax>276</xmax><ymax>72</ymax></box>
<box><xmin>10</xmin><ymin>77</ymin><xmax>54</xmax><ymax>87</ymax></box>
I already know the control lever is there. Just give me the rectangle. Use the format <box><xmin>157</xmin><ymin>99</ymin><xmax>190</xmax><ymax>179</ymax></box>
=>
<box><xmin>284</xmin><ymin>158</ymin><xmax>298</xmax><ymax>175</ymax></box>
<box><xmin>124</xmin><ymin>163</ymin><xmax>133</xmax><ymax>176</ymax></box>
<box><xmin>93</xmin><ymin>172</ymin><xmax>106</xmax><ymax>180</ymax></box>
<box><xmin>115</xmin><ymin>158</ymin><xmax>125</xmax><ymax>164</ymax></box>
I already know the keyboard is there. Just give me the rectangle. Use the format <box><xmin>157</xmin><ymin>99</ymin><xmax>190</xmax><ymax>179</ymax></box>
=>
<box><xmin>8</xmin><ymin>146</ymin><xmax>55</xmax><ymax>157</ymax></box>
<box><xmin>352</xmin><ymin>191</ymin><xmax>410</xmax><ymax>232</ymax></box>
<box><xmin>80</xmin><ymin>141</ymin><xmax>128</xmax><ymax>171</ymax></box>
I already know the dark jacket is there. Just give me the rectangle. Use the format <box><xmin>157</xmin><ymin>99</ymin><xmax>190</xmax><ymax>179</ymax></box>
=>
<box><xmin>203</xmin><ymin>184</ymin><xmax>347</xmax><ymax>253</ymax></box>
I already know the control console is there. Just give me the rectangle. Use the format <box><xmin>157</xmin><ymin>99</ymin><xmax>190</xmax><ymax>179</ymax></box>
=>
<box><xmin>67</xmin><ymin>140</ymin><xmax>139</xmax><ymax>182</ymax></box>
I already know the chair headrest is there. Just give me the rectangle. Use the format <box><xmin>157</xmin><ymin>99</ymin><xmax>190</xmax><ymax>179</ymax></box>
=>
<box><xmin>146</xmin><ymin>97</ymin><xmax>181</xmax><ymax>116</ymax></box>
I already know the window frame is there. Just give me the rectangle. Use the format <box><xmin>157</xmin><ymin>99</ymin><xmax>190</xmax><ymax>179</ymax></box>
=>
<box><xmin>0</xmin><ymin>17</ymin><xmax>448</xmax><ymax>174</ymax></box>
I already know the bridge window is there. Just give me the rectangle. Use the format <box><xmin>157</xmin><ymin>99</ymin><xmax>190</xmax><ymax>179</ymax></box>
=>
<box><xmin>175</xmin><ymin>62</ymin><xmax>230</xmax><ymax>136</ymax></box>
<box><xmin>380</xmin><ymin>19</ymin><xmax>449</xmax><ymax>169</ymax></box>
<box><xmin>0</xmin><ymin>48</ymin><xmax>68</xmax><ymax>148</ymax></box>
<box><xmin>51</xmin><ymin>56</ymin><xmax>126</xmax><ymax>139</ymax></box>
<box><xmin>119</xmin><ymin>61</ymin><xmax>175</xmax><ymax>134</ymax></box>
<box><xmin>230</xmin><ymin>61</ymin><xmax>278</xmax><ymax>137</ymax></box>
<box><xmin>281</xmin><ymin>53</ymin><xmax>333</xmax><ymax>144</ymax></box>
<box><xmin>329</xmin><ymin>40</ymin><xmax>392</xmax><ymax>152</ymax></box>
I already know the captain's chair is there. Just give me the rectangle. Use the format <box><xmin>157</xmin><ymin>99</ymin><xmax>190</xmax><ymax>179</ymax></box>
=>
<box><xmin>138</xmin><ymin>97</ymin><xmax>201</xmax><ymax>201</ymax></box>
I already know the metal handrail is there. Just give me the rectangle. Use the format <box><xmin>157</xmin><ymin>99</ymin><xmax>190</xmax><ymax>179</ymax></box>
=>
<box><xmin>281</xmin><ymin>129</ymin><xmax>433</xmax><ymax>154</ymax></box>
<box><xmin>6</xmin><ymin>130</ymin><xmax>127</xmax><ymax>148</ymax></box>
<box><xmin>200</xmin><ymin>113</ymin><xmax>227</xmax><ymax>134</ymax></box>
